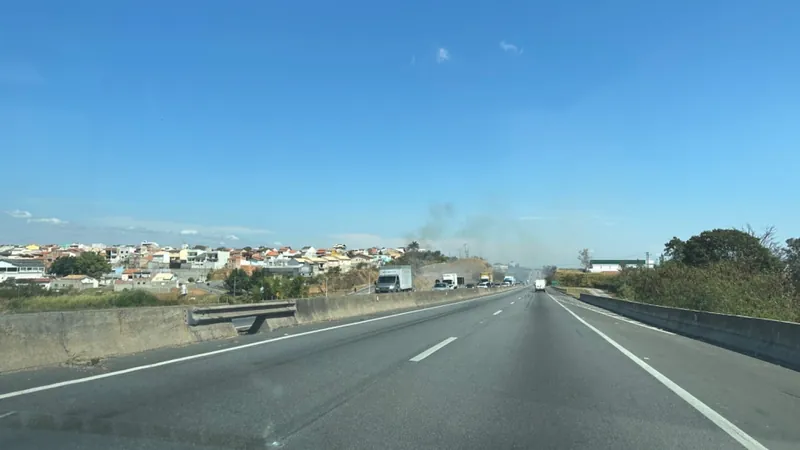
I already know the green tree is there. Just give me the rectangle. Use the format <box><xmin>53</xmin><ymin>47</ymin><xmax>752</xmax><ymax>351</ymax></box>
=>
<box><xmin>665</xmin><ymin>229</ymin><xmax>781</xmax><ymax>273</ymax></box>
<box><xmin>406</xmin><ymin>241</ymin><xmax>420</xmax><ymax>252</ymax></box>
<box><xmin>49</xmin><ymin>256</ymin><xmax>78</xmax><ymax>276</ymax></box>
<box><xmin>783</xmin><ymin>237</ymin><xmax>800</xmax><ymax>290</ymax></box>
<box><xmin>283</xmin><ymin>276</ymin><xmax>308</xmax><ymax>299</ymax></box>
<box><xmin>224</xmin><ymin>269</ymin><xmax>251</xmax><ymax>295</ymax></box>
<box><xmin>50</xmin><ymin>253</ymin><xmax>112</xmax><ymax>279</ymax></box>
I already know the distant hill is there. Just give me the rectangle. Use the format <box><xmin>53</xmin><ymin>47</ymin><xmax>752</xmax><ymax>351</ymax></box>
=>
<box><xmin>414</xmin><ymin>258</ymin><xmax>492</xmax><ymax>290</ymax></box>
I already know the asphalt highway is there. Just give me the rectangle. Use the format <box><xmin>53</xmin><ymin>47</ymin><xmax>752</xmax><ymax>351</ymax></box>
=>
<box><xmin>1</xmin><ymin>288</ymin><xmax>798</xmax><ymax>449</ymax></box>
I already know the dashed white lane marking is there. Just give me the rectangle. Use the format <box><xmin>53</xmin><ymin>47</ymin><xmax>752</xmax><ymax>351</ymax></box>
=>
<box><xmin>409</xmin><ymin>337</ymin><xmax>458</xmax><ymax>362</ymax></box>
<box><xmin>548</xmin><ymin>294</ymin><xmax>768</xmax><ymax>450</ymax></box>
<box><xmin>511</xmin><ymin>301</ymin><xmax>515</xmax><ymax>305</ymax></box>
<box><xmin>493</xmin><ymin>310</ymin><xmax>503</xmax><ymax>316</ymax></box>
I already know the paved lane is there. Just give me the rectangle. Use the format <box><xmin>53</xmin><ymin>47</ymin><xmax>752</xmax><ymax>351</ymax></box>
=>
<box><xmin>1</xmin><ymin>289</ymin><xmax>795</xmax><ymax>449</ymax></box>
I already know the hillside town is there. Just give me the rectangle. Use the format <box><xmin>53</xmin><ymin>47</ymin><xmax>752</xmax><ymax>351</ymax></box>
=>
<box><xmin>0</xmin><ymin>241</ymin><xmax>415</xmax><ymax>292</ymax></box>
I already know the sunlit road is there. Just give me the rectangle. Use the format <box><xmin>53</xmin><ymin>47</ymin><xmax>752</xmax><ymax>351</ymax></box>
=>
<box><xmin>1</xmin><ymin>289</ymin><xmax>799</xmax><ymax>449</ymax></box>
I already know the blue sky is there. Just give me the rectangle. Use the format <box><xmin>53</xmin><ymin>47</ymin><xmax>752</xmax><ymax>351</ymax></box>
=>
<box><xmin>1</xmin><ymin>1</ymin><xmax>799</xmax><ymax>266</ymax></box>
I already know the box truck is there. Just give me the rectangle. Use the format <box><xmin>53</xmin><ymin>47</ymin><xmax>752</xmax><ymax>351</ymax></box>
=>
<box><xmin>442</xmin><ymin>273</ymin><xmax>458</xmax><ymax>289</ymax></box>
<box><xmin>534</xmin><ymin>279</ymin><xmax>546</xmax><ymax>292</ymax></box>
<box><xmin>376</xmin><ymin>266</ymin><xmax>413</xmax><ymax>293</ymax></box>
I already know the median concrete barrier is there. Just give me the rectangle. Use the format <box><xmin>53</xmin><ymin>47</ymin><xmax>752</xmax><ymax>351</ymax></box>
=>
<box><xmin>0</xmin><ymin>287</ymin><xmax>516</xmax><ymax>373</ymax></box>
<box><xmin>294</xmin><ymin>287</ymin><xmax>508</xmax><ymax>325</ymax></box>
<box><xmin>0</xmin><ymin>307</ymin><xmax>236</xmax><ymax>373</ymax></box>
<box><xmin>577</xmin><ymin>293</ymin><xmax>800</xmax><ymax>371</ymax></box>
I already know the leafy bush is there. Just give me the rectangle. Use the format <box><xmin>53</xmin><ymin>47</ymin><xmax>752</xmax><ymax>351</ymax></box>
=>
<box><xmin>110</xmin><ymin>290</ymin><xmax>161</xmax><ymax>307</ymax></box>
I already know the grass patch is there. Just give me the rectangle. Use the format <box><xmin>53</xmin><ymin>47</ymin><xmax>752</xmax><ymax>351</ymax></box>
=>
<box><xmin>1</xmin><ymin>289</ymin><xmax>222</xmax><ymax>313</ymax></box>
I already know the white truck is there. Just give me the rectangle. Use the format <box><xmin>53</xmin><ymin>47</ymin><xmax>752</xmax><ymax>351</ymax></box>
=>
<box><xmin>534</xmin><ymin>279</ymin><xmax>546</xmax><ymax>292</ymax></box>
<box><xmin>503</xmin><ymin>275</ymin><xmax>516</xmax><ymax>286</ymax></box>
<box><xmin>441</xmin><ymin>273</ymin><xmax>458</xmax><ymax>289</ymax></box>
<box><xmin>376</xmin><ymin>266</ymin><xmax>414</xmax><ymax>293</ymax></box>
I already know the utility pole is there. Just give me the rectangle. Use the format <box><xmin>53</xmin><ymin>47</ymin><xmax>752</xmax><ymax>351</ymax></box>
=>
<box><xmin>645</xmin><ymin>251</ymin><xmax>650</xmax><ymax>268</ymax></box>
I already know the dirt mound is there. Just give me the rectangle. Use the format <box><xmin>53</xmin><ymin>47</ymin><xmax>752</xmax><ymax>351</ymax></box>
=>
<box><xmin>414</xmin><ymin>258</ymin><xmax>492</xmax><ymax>290</ymax></box>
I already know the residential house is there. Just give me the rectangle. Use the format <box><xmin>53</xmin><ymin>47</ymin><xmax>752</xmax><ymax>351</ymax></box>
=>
<box><xmin>349</xmin><ymin>253</ymin><xmax>375</xmax><ymax>268</ymax></box>
<box><xmin>121</xmin><ymin>268</ymin><xmax>152</xmax><ymax>280</ymax></box>
<box><xmin>106</xmin><ymin>246</ymin><xmax>135</xmax><ymax>265</ymax></box>
<box><xmin>151</xmin><ymin>251</ymin><xmax>171</xmax><ymax>265</ymax></box>
<box><xmin>262</xmin><ymin>258</ymin><xmax>313</xmax><ymax>277</ymax></box>
<box><xmin>588</xmin><ymin>259</ymin><xmax>654</xmax><ymax>273</ymax></box>
<box><xmin>296</xmin><ymin>257</ymin><xmax>326</xmax><ymax>275</ymax></box>
<box><xmin>329</xmin><ymin>252</ymin><xmax>352</xmax><ymax>272</ymax></box>
<box><xmin>0</xmin><ymin>258</ymin><xmax>46</xmax><ymax>283</ymax></box>
<box><xmin>52</xmin><ymin>275</ymin><xmax>99</xmax><ymax>291</ymax></box>
<box><xmin>113</xmin><ymin>271</ymin><xmax>178</xmax><ymax>293</ymax></box>
<box><xmin>179</xmin><ymin>248</ymin><xmax>206</xmax><ymax>263</ymax></box>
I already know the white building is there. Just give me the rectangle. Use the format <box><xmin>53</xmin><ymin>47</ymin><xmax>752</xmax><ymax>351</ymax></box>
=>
<box><xmin>0</xmin><ymin>258</ymin><xmax>46</xmax><ymax>283</ymax></box>
<box><xmin>588</xmin><ymin>259</ymin><xmax>654</xmax><ymax>273</ymax></box>
<box><xmin>190</xmin><ymin>250</ymin><xmax>230</xmax><ymax>270</ymax></box>
<box><xmin>52</xmin><ymin>275</ymin><xmax>100</xmax><ymax>291</ymax></box>
<box><xmin>106</xmin><ymin>246</ymin><xmax>135</xmax><ymax>264</ymax></box>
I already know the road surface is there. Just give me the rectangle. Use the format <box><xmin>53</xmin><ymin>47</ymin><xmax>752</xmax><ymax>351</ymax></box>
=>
<box><xmin>1</xmin><ymin>288</ymin><xmax>798</xmax><ymax>449</ymax></box>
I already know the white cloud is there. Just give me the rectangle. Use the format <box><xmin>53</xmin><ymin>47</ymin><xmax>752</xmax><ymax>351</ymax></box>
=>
<box><xmin>27</xmin><ymin>217</ymin><xmax>67</xmax><ymax>225</ymax></box>
<box><xmin>6</xmin><ymin>210</ymin><xmax>32</xmax><ymax>219</ymax></box>
<box><xmin>499</xmin><ymin>40</ymin><xmax>522</xmax><ymax>55</ymax></box>
<box><xmin>226</xmin><ymin>235</ymin><xmax>240</xmax><ymax>241</ymax></box>
<box><xmin>436</xmin><ymin>47</ymin><xmax>450</xmax><ymax>63</ymax></box>
<box><xmin>93</xmin><ymin>217</ymin><xmax>272</xmax><ymax>237</ymax></box>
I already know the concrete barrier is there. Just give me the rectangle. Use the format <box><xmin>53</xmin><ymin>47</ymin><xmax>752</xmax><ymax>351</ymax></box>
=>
<box><xmin>0</xmin><ymin>287</ymin><xmax>516</xmax><ymax>373</ymax></box>
<box><xmin>0</xmin><ymin>307</ymin><xmax>236</xmax><ymax>373</ymax></box>
<box><xmin>577</xmin><ymin>293</ymin><xmax>800</xmax><ymax>371</ymax></box>
<box><xmin>293</xmin><ymin>287</ymin><xmax>510</xmax><ymax>325</ymax></box>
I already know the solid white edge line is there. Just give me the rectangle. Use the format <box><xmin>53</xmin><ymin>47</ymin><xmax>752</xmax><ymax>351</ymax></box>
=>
<box><xmin>493</xmin><ymin>310</ymin><xmax>503</xmax><ymax>316</ymax></box>
<box><xmin>0</xmin><ymin>411</ymin><xmax>17</xmax><ymax>420</ymax></box>
<box><xmin>409</xmin><ymin>337</ymin><xmax>458</xmax><ymax>362</ymax></box>
<box><xmin>553</xmin><ymin>293</ymin><xmax>674</xmax><ymax>335</ymax></box>
<box><xmin>547</xmin><ymin>294</ymin><xmax>768</xmax><ymax>450</ymax></box>
<box><xmin>0</xmin><ymin>289</ymin><xmax>521</xmax><ymax>401</ymax></box>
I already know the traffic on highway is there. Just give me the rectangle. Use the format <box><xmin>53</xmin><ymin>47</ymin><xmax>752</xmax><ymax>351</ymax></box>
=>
<box><xmin>1</xmin><ymin>285</ymin><xmax>797</xmax><ymax>449</ymax></box>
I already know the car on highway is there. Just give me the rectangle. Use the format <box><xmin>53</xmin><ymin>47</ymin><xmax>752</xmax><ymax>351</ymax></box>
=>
<box><xmin>477</xmin><ymin>281</ymin><xmax>490</xmax><ymax>289</ymax></box>
<box><xmin>432</xmin><ymin>282</ymin><xmax>450</xmax><ymax>291</ymax></box>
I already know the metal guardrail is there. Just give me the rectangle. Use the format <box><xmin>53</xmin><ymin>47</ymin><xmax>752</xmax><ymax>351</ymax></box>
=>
<box><xmin>186</xmin><ymin>301</ymin><xmax>296</xmax><ymax>330</ymax></box>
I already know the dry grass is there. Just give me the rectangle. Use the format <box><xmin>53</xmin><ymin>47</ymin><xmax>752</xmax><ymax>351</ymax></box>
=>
<box><xmin>2</xmin><ymin>289</ymin><xmax>221</xmax><ymax>313</ymax></box>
